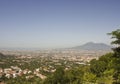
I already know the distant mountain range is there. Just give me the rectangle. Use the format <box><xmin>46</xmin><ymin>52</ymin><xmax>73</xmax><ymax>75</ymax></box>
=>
<box><xmin>72</xmin><ymin>42</ymin><xmax>112</xmax><ymax>50</ymax></box>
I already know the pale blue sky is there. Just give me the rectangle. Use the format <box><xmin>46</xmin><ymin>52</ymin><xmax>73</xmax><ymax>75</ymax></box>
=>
<box><xmin>0</xmin><ymin>0</ymin><xmax>120</xmax><ymax>48</ymax></box>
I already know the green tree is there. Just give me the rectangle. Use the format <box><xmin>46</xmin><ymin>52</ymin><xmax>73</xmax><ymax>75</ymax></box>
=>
<box><xmin>108</xmin><ymin>29</ymin><xmax>120</xmax><ymax>58</ymax></box>
<box><xmin>53</xmin><ymin>67</ymin><xmax>65</xmax><ymax>84</ymax></box>
<box><xmin>108</xmin><ymin>29</ymin><xmax>120</xmax><ymax>83</ymax></box>
<box><xmin>65</xmin><ymin>68</ymin><xmax>84</xmax><ymax>84</ymax></box>
<box><xmin>83</xmin><ymin>72</ymin><xmax>96</xmax><ymax>83</ymax></box>
<box><xmin>90</xmin><ymin>59</ymin><xmax>107</xmax><ymax>77</ymax></box>
<box><xmin>43</xmin><ymin>67</ymin><xmax>65</xmax><ymax>84</ymax></box>
<box><xmin>99</xmin><ymin>53</ymin><xmax>113</xmax><ymax>69</ymax></box>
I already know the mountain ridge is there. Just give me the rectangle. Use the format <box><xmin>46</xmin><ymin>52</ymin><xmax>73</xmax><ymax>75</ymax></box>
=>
<box><xmin>72</xmin><ymin>42</ymin><xmax>112</xmax><ymax>50</ymax></box>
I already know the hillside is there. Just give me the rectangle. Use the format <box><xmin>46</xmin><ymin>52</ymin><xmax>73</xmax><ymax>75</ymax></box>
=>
<box><xmin>72</xmin><ymin>42</ymin><xmax>112</xmax><ymax>50</ymax></box>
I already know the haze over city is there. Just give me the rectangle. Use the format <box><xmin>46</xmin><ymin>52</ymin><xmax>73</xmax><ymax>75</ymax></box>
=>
<box><xmin>0</xmin><ymin>0</ymin><xmax>120</xmax><ymax>48</ymax></box>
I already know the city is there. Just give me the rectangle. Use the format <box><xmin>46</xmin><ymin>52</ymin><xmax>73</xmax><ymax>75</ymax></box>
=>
<box><xmin>0</xmin><ymin>48</ymin><xmax>111</xmax><ymax>83</ymax></box>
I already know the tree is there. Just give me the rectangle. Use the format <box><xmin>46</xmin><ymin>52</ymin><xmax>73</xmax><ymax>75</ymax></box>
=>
<box><xmin>108</xmin><ymin>29</ymin><xmax>120</xmax><ymax>58</ymax></box>
<box><xmin>65</xmin><ymin>68</ymin><xmax>84</xmax><ymax>84</ymax></box>
<box><xmin>83</xmin><ymin>72</ymin><xmax>96</xmax><ymax>83</ymax></box>
<box><xmin>53</xmin><ymin>67</ymin><xmax>65</xmax><ymax>84</ymax></box>
<box><xmin>43</xmin><ymin>67</ymin><xmax>65</xmax><ymax>84</ymax></box>
<box><xmin>108</xmin><ymin>29</ymin><xmax>120</xmax><ymax>83</ymax></box>
<box><xmin>90</xmin><ymin>59</ymin><xmax>107</xmax><ymax>77</ymax></box>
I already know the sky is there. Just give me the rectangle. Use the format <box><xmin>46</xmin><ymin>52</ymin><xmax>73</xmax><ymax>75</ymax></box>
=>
<box><xmin>0</xmin><ymin>0</ymin><xmax>120</xmax><ymax>48</ymax></box>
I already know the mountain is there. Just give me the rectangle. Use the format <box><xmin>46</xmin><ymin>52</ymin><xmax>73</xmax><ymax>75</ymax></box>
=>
<box><xmin>72</xmin><ymin>42</ymin><xmax>112</xmax><ymax>50</ymax></box>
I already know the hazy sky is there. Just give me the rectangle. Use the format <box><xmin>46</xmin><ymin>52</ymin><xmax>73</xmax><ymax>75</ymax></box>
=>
<box><xmin>0</xmin><ymin>0</ymin><xmax>120</xmax><ymax>48</ymax></box>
